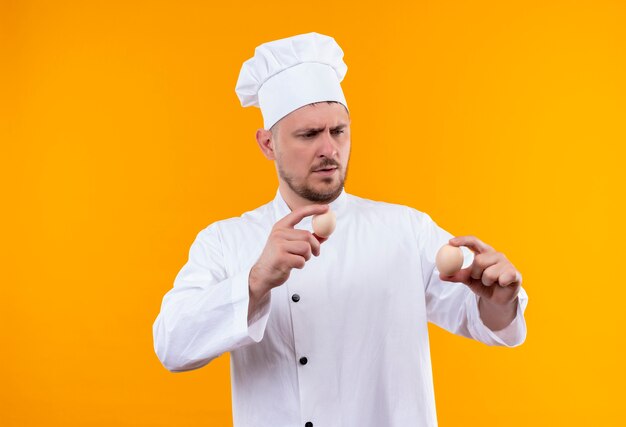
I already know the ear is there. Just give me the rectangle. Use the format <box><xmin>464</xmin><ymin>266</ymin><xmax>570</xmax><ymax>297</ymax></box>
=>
<box><xmin>255</xmin><ymin>129</ymin><xmax>276</xmax><ymax>160</ymax></box>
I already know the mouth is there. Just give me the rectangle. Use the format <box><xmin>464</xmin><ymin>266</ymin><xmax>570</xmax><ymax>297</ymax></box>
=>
<box><xmin>312</xmin><ymin>167</ymin><xmax>338</xmax><ymax>176</ymax></box>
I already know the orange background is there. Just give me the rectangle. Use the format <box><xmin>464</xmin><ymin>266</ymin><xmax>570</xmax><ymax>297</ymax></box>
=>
<box><xmin>2</xmin><ymin>0</ymin><xmax>625</xmax><ymax>425</ymax></box>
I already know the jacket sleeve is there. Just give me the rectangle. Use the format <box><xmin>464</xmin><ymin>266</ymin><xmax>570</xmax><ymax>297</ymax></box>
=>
<box><xmin>411</xmin><ymin>209</ymin><xmax>529</xmax><ymax>347</ymax></box>
<box><xmin>152</xmin><ymin>223</ymin><xmax>272</xmax><ymax>372</ymax></box>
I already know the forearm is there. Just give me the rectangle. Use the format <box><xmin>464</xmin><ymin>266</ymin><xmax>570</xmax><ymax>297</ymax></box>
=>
<box><xmin>155</xmin><ymin>267</ymin><xmax>270</xmax><ymax>372</ymax></box>
<box><xmin>154</xmin><ymin>280</ymin><xmax>239</xmax><ymax>371</ymax></box>
<box><xmin>478</xmin><ymin>296</ymin><xmax>518</xmax><ymax>331</ymax></box>
<box><xmin>248</xmin><ymin>266</ymin><xmax>271</xmax><ymax>322</ymax></box>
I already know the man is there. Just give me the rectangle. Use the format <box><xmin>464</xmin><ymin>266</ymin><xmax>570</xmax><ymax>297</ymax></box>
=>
<box><xmin>153</xmin><ymin>32</ymin><xmax>528</xmax><ymax>427</ymax></box>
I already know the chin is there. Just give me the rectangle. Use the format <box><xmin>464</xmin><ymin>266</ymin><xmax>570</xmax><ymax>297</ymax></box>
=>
<box><xmin>288</xmin><ymin>174</ymin><xmax>345</xmax><ymax>202</ymax></box>
<box><xmin>316</xmin><ymin>183</ymin><xmax>343</xmax><ymax>198</ymax></box>
<box><xmin>312</xmin><ymin>179</ymin><xmax>339</xmax><ymax>192</ymax></box>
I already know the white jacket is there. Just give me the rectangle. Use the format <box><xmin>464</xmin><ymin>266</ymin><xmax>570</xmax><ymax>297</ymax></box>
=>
<box><xmin>153</xmin><ymin>190</ymin><xmax>528</xmax><ymax>427</ymax></box>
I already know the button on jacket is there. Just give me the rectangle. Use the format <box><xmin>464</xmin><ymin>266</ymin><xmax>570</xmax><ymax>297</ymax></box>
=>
<box><xmin>153</xmin><ymin>190</ymin><xmax>528</xmax><ymax>427</ymax></box>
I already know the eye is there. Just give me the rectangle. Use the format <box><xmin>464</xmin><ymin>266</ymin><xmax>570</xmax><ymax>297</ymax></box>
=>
<box><xmin>331</xmin><ymin>129</ymin><xmax>344</xmax><ymax>136</ymax></box>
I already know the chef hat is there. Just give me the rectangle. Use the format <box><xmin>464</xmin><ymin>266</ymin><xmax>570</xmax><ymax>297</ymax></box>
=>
<box><xmin>235</xmin><ymin>32</ymin><xmax>348</xmax><ymax>130</ymax></box>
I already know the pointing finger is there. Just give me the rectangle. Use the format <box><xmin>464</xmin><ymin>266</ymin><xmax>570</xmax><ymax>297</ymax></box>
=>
<box><xmin>449</xmin><ymin>235</ymin><xmax>494</xmax><ymax>254</ymax></box>
<box><xmin>277</xmin><ymin>204</ymin><xmax>329</xmax><ymax>228</ymax></box>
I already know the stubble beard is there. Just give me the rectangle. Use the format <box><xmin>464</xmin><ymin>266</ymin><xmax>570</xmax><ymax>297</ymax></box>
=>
<box><xmin>278</xmin><ymin>163</ymin><xmax>348</xmax><ymax>203</ymax></box>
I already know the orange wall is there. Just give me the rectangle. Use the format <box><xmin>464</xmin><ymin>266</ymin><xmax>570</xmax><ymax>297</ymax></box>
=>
<box><xmin>1</xmin><ymin>0</ymin><xmax>625</xmax><ymax>425</ymax></box>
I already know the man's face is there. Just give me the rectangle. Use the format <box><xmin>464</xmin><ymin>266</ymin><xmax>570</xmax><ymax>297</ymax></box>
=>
<box><xmin>271</xmin><ymin>102</ymin><xmax>351</xmax><ymax>203</ymax></box>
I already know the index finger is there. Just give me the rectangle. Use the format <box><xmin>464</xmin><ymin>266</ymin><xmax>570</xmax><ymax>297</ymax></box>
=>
<box><xmin>277</xmin><ymin>204</ymin><xmax>329</xmax><ymax>228</ymax></box>
<box><xmin>448</xmin><ymin>235</ymin><xmax>494</xmax><ymax>254</ymax></box>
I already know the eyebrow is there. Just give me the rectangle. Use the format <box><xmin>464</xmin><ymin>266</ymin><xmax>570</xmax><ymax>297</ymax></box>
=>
<box><xmin>292</xmin><ymin>123</ymin><xmax>348</xmax><ymax>136</ymax></box>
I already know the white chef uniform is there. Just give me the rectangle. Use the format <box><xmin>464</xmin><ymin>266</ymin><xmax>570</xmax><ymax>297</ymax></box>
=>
<box><xmin>152</xmin><ymin>189</ymin><xmax>528</xmax><ymax>427</ymax></box>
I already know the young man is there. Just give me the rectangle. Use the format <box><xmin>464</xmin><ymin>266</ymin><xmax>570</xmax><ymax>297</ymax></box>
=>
<box><xmin>153</xmin><ymin>32</ymin><xmax>528</xmax><ymax>427</ymax></box>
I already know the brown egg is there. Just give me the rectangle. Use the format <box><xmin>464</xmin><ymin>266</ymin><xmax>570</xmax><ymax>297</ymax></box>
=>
<box><xmin>312</xmin><ymin>209</ymin><xmax>336</xmax><ymax>238</ymax></box>
<box><xmin>435</xmin><ymin>244</ymin><xmax>464</xmax><ymax>275</ymax></box>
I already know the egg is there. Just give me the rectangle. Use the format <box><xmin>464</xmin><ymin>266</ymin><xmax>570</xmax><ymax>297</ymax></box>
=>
<box><xmin>312</xmin><ymin>209</ymin><xmax>336</xmax><ymax>238</ymax></box>
<box><xmin>435</xmin><ymin>244</ymin><xmax>464</xmax><ymax>275</ymax></box>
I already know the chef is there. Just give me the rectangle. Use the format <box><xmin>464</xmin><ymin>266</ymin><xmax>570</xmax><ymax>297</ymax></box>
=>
<box><xmin>153</xmin><ymin>32</ymin><xmax>528</xmax><ymax>427</ymax></box>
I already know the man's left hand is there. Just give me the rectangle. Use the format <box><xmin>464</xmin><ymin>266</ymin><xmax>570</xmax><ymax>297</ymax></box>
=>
<box><xmin>439</xmin><ymin>235</ymin><xmax>522</xmax><ymax>307</ymax></box>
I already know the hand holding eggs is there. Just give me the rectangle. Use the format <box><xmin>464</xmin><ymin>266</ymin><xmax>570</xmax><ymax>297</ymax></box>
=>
<box><xmin>436</xmin><ymin>244</ymin><xmax>464</xmax><ymax>275</ymax></box>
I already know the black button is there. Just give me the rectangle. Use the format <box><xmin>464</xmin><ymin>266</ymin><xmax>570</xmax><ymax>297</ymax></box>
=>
<box><xmin>292</xmin><ymin>294</ymin><xmax>300</xmax><ymax>302</ymax></box>
<box><xmin>305</xmin><ymin>423</ymin><xmax>313</xmax><ymax>427</ymax></box>
<box><xmin>299</xmin><ymin>357</ymin><xmax>308</xmax><ymax>365</ymax></box>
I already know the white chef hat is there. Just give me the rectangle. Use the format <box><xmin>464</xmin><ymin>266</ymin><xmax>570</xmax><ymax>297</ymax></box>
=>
<box><xmin>235</xmin><ymin>32</ymin><xmax>348</xmax><ymax>130</ymax></box>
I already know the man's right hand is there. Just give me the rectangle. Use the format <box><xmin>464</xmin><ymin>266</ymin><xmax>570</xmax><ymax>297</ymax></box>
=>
<box><xmin>249</xmin><ymin>204</ymin><xmax>329</xmax><ymax>298</ymax></box>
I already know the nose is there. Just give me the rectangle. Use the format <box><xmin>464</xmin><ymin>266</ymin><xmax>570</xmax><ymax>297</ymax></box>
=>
<box><xmin>318</xmin><ymin>129</ymin><xmax>338</xmax><ymax>158</ymax></box>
